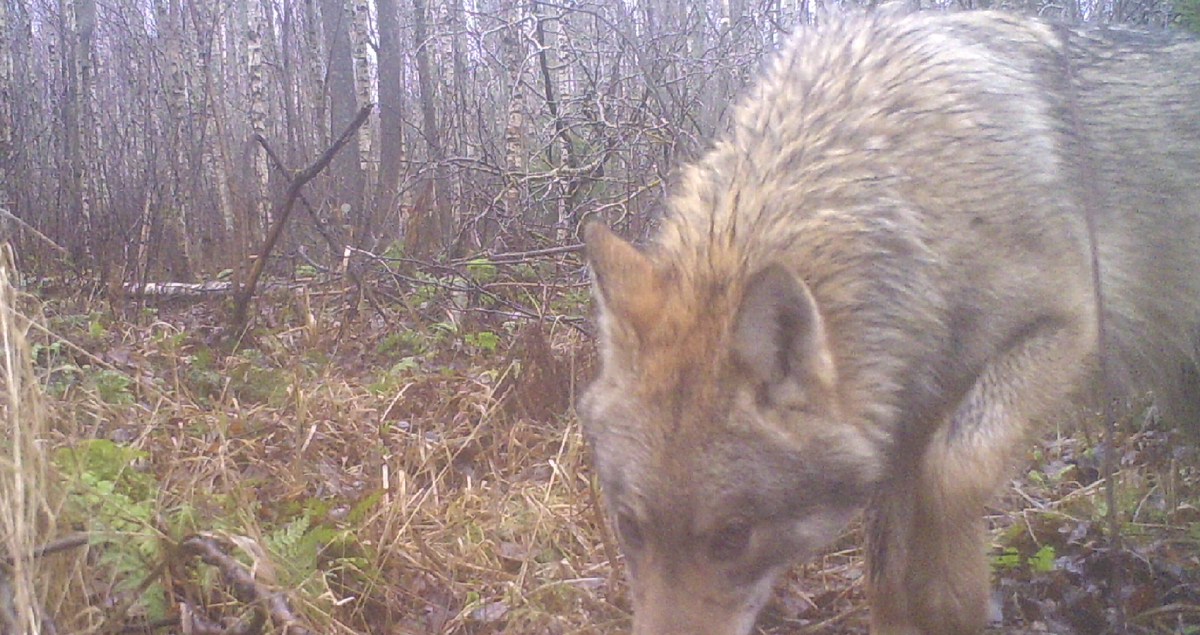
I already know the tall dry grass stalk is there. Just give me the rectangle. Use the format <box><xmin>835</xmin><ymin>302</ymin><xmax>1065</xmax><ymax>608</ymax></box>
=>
<box><xmin>0</xmin><ymin>244</ymin><xmax>57</xmax><ymax>635</ymax></box>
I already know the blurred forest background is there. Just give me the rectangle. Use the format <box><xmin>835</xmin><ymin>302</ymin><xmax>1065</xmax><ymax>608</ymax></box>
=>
<box><xmin>2</xmin><ymin>0</ymin><xmax>1198</xmax><ymax>283</ymax></box>
<box><xmin>0</xmin><ymin>1</ymin><xmax>1198</xmax><ymax>635</ymax></box>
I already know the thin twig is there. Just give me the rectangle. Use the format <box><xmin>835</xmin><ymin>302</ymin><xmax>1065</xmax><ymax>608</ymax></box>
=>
<box><xmin>0</xmin><ymin>207</ymin><xmax>68</xmax><ymax>255</ymax></box>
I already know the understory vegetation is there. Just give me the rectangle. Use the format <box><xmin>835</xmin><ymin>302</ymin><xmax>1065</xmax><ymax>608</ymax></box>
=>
<box><xmin>2</xmin><ymin>250</ymin><xmax>1198</xmax><ymax>635</ymax></box>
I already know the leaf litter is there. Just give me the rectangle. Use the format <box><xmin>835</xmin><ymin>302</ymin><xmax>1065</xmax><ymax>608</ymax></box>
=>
<box><xmin>6</xmin><ymin>264</ymin><xmax>1200</xmax><ymax>635</ymax></box>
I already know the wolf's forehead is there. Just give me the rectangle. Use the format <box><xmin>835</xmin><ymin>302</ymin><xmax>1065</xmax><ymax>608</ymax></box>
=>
<box><xmin>607</xmin><ymin>438</ymin><xmax>738</xmax><ymax>503</ymax></box>
<box><xmin>612</xmin><ymin>357</ymin><xmax>749</xmax><ymax>451</ymax></box>
<box><xmin>609</xmin><ymin>431</ymin><xmax>804</xmax><ymax>524</ymax></box>
<box><xmin>602</xmin><ymin>404</ymin><xmax>760</xmax><ymax>478</ymax></box>
<box><xmin>637</xmin><ymin>349</ymin><xmax>721</xmax><ymax>396</ymax></box>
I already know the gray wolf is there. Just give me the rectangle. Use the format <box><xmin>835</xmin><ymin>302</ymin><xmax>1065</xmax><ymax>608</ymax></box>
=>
<box><xmin>578</xmin><ymin>9</ymin><xmax>1200</xmax><ymax>635</ymax></box>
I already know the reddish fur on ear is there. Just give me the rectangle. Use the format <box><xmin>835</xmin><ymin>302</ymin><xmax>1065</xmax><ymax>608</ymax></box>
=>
<box><xmin>584</xmin><ymin>223</ymin><xmax>666</xmax><ymax>332</ymax></box>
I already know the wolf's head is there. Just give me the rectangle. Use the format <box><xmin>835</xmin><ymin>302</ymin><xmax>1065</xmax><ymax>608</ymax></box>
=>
<box><xmin>578</xmin><ymin>223</ymin><xmax>883</xmax><ymax>635</ymax></box>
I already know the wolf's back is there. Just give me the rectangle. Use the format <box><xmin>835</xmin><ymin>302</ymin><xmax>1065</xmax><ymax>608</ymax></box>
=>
<box><xmin>1075</xmin><ymin>27</ymin><xmax>1200</xmax><ymax>426</ymax></box>
<box><xmin>660</xmin><ymin>11</ymin><xmax>1200</xmax><ymax>428</ymax></box>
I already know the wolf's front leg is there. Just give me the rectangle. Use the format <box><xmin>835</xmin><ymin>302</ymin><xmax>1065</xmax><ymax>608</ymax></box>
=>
<box><xmin>864</xmin><ymin>316</ymin><xmax>1094</xmax><ymax>635</ymax></box>
<box><xmin>865</xmin><ymin>457</ymin><xmax>992</xmax><ymax>635</ymax></box>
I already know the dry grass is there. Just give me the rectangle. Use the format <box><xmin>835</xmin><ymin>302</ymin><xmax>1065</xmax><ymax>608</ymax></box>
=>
<box><xmin>14</xmin><ymin>268</ymin><xmax>630</xmax><ymax>635</ymax></box>
<box><xmin>0</xmin><ymin>245</ymin><xmax>78</xmax><ymax>635</ymax></box>
<box><xmin>1</xmin><ymin>257</ymin><xmax>1197</xmax><ymax>635</ymax></box>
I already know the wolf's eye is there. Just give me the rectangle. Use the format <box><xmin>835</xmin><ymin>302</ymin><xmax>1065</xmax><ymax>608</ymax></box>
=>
<box><xmin>616</xmin><ymin>511</ymin><xmax>644</xmax><ymax>550</ymax></box>
<box><xmin>709</xmin><ymin>519</ymin><xmax>752</xmax><ymax>562</ymax></box>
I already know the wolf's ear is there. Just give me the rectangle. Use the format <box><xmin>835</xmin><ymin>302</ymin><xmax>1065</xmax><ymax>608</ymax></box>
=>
<box><xmin>733</xmin><ymin>265</ymin><xmax>837</xmax><ymax>405</ymax></box>
<box><xmin>583</xmin><ymin>223</ymin><xmax>664</xmax><ymax>333</ymax></box>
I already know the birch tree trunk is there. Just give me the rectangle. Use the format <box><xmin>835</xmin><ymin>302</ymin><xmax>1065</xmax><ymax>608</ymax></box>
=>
<box><xmin>374</xmin><ymin>0</ymin><xmax>405</xmax><ymax>247</ymax></box>
<box><xmin>347</xmin><ymin>0</ymin><xmax>376</xmax><ymax>248</ymax></box>
<box><xmin>157</xmin><ymin>0</ymin><xmax>194</xmax><ymax>279</ymax></box>
<box><xmin>501</xmin><ymin>6</ymin><xmax>527</xmax><ymax>228</ymax></box>
<box><xmin>348</xmin><ymin>0</ymin><xmax>374</xmax><ymax>176</ymax></box>
<box><xmin>59</xmin><ymin>0</ymin><xmax>95</xmax><ymax>264</ymax></box>
<box><xmin>247</xmin><ymin>0</ymin><xmax>271</xmax><ymax>236</ymax></box>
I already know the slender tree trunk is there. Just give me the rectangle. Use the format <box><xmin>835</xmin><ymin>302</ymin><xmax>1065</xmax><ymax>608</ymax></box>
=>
<box><xmin>502</xmin><ymin>6</ymin><xmax>527</xmax><ymax>228</ymax></box>
<box><xmin>157</xmin><ymin>0</ymin><xmax>194</xmax><ymax>279</ymax></box>
<box><xmin>247</xmin><ymin>0</ymin><xmax>270</xmax><ymax>237</ymax></box>
<box><xmin>411</xmin><ymin>0</ymin><xmax>450</xmax><ymax>256</ymax></box>
<box><xmin>322</xmin><ymin>0</ymin><xmax>364</xmax><ymax>219</ymax></box>
<box><xmin>189</xmin><ymin>0</ymin><xmax>237</xmax><ymax>256</ymax></box>
<box><xmin>59</xmin><ymin>0</ymin><xmax>94</xmax><ymax>266</ymax></box>
<box><xmin>75</xmin><ymin>0</ymin><xmax>94</xmax><ymax>250</ymax></box>
<box><xmin>347</xmin><ymin>0</ymin><xmax>376</xmax><ymax>249</ymax></box>
<box><xmin>303</xmin><ymin>0</ymin><xmax>325</xmax><ymax>150</ymax></box>
<box><xmin>0</xmin><ymin>0</ymin><xmax>13</xmax><ymax>232</ymax></box>
<box><xmin>532</xmin><ymin>2</ymin><xmax>578</xmax><ymax>243</ymax></box>
<box><xmin>348</xmin><ymin>0</ymin><xmax>374</xmax><ymax>178</ymax></box>
<box><xmin>279</xmin><ymin>0</ymin><xmax>300</xmax><ymax>163</ymax></box>
<box><xmin>374</xmin><ymin>0</ymin><xmax>405</xmax><ymax>248</ymax></box>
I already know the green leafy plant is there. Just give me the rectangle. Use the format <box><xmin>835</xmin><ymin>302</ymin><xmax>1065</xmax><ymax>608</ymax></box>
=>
<box><xmin>410</xmin><ymin>272</ymin><xmax>444</xmax><ymax>308</ymax></box>
<box><xmin>377</xmin><ymin>329</ymin><xmax>428</xmax><ymax>357</ymax></box>
<box><xmin>90</xmin><ymin>368</ymin><xmax>135</xmax><ymax>404</ymax></box>
<box><xmin>465</xmin><ymin>258</ymin><xmax>498</xmax><ymax>284</ymax></box>
<box><xmin>550</xmin><ymin>287</ymin><xmax>591</xmax><ymax>315</ymax></box>
<box><xmin>55</xmin><ymin>439</ymin><xmax>154</xmax><ymax>506</ymax></box>
<box><xmin>88</xmin><ymin>318</ymin><xmax>106</xmax><ymax>339</ymax></box>
<box><xmin>1028</xmin><ymin>544</ymin><xmax>1056</xmax><ymax>572</ymax></box>
<box><xmin>992</xmin><ymin>544</ymin><xmax>1057</xmax><ymax>573</ymax></box>
<box><xmin>31</xmin><ymin>339</ymin><xmax>63</xmax><ymax>363</ymax></box>
<box><xmin>266</xmin><ymin>513</ymin><xmax>325</xmax><ymax>580</ymax></box>
<box><xmin>183</xmin><ymin>345</ymin><xmax>225</xmax><ymax>403</ymax></box>
<box><xmin>382</xmin><ymin>241</ymin><xmax>405</xmax><ymax>262</ymax></box>
<box><xmin>54</xmin><ymin>439</ymin><xmax>170</xmax><ymax>619</ymax></box>
<box><xmin>464</xmin><ymin>330</ymin><xmax>500</xmax><ymax>352</ymax></box>
<box><xmin>263</xmin><ymin>495</ymin><xmax>382</xmax><ymax>599</ymax></box>
<box><xmin>225</xmin><ymin>350</ymin><xmax>292</xmax><ymax>405</ymax></box>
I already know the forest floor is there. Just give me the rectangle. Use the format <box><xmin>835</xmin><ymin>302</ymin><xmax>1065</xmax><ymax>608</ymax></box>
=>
<box><xmin>7</xmin><ymin>258</ymin><xmax>1200</xmax><ymax>635</ymax></box>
